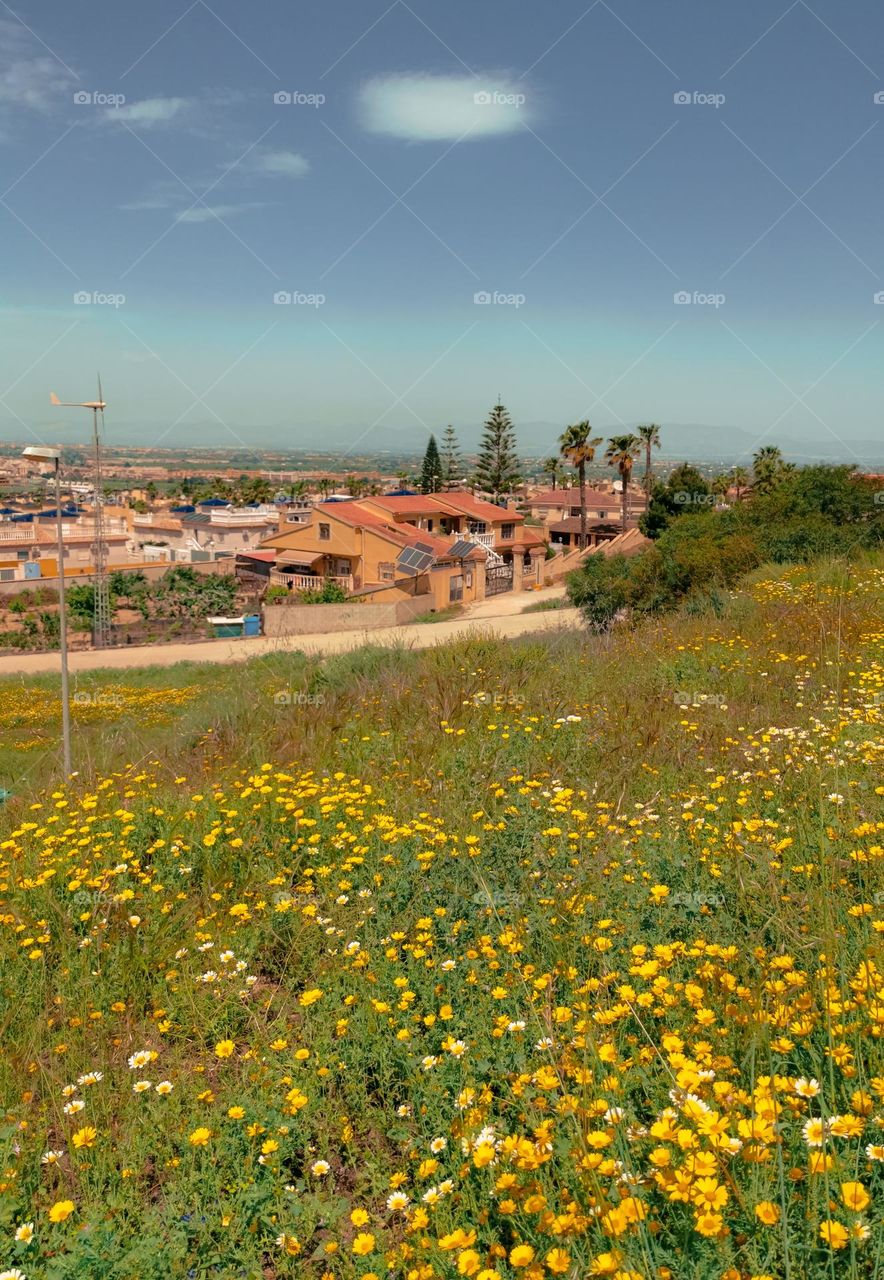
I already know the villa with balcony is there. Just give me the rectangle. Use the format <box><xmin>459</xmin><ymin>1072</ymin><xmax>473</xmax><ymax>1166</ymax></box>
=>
<box><xmin>0</xmin><ymin>515</ymin><xmax>132</xmax><ymax>582</ymax></box>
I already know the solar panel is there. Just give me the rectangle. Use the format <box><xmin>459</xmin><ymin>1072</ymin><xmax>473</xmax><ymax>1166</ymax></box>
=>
<box><xmin>396</xmin><ymin>542</ymin><xmax>436</xmax><ymax>574</ymax></box>
<box><xmin>447</xmin><ymin>539</ymin><xmax>476</xmax><ymax>558</ymax></box>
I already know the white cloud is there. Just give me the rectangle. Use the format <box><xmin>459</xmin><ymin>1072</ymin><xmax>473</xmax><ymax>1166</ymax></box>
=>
<box><xmin>250</xmin><ymin>149</ymin><xmax>309</xmax><ymax>178</ymax></box>
<box><xmin>0</xmin><ymin>18</ymin><xmax>76</xmax><ymax>114</ymax></box>
<box><xmin>358</xmin><ymin>72</ymin><xmax>530</xmax><ymax>142</ymax></box>
<box><xmin>105</xmin><ymin>97</ymin><xmax>188</xmax><ymax>127</ymax></box>
<box><xmin>176</xmin><ymin>203</ymin><xmax>264</xmax><ymax>223</ymax></box>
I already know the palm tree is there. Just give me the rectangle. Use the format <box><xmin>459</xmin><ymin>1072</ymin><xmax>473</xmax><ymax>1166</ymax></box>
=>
<box><xmin>730</xmin><ymin>466</ymin><xmax>749</xmax><ymax>502</ymax></box>
<box><xmin>541</xmin><ymin>456</ymin><xmax>564</xmax><ymax>490</ymax></box>
<box><xmin>559</xmin><ymin>421</ymin><xmax>603</xmax><ymax>549</ymax></box>
<box><xmin>605</xmin><ymin>433</ymin><xmax>642</xmax><ymax>532</ymax></box>
<box><xmin>711</xmin><ymin>473</ymin><xmax>731</xmax><ymax>502</ymax></box>
<box><xmin>637</xmin><ymin>424</ymin><xmax>661</xmax><ymax>496</ymax></box>
<box><xmin>752</xmin><ymin>446</ymin><xmax>787</xmax><ymax>494</ymax></box>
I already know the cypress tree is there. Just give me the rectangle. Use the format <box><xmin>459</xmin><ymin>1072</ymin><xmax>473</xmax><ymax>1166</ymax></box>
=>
<box><xmin>420</xmin><ymin>434</ymin><xmax>444</xmax><ymax>494</ymax></box>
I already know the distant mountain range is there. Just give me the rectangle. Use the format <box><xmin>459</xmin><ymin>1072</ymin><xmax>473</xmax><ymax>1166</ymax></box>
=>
<box><xmin>4</xmin><ymin>418</ymin><xmax>880</xmax><ymax>466</ymax></box>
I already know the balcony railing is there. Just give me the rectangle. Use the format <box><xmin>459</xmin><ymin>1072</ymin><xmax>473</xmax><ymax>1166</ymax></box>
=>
<box><xmin>465</xmin><ymin>529</ymin><xmax>495</xmax><ymax>549</ymax></box>
<box><xmin>270</xmin><ymin>569</ymin><xmax>353</xmax><ymax>594</ymax></box>
<box><xmin>0</xmin><ymin>520</ymin><xmax>129</xmax><ymax>542</ymax></box>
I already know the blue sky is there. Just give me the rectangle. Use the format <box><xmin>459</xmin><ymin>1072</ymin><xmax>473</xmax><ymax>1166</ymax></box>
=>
<box><xmin>1</xmin><ymin>0</ymin><xmax>883</xmax><ymax>460</ymax></box>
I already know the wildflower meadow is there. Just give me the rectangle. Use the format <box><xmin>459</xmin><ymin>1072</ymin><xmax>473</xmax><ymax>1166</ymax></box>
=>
<box><xmin>0</xmin><ymin>556</ymin><xmax>882</xmax><ymax>1279</ymax></box>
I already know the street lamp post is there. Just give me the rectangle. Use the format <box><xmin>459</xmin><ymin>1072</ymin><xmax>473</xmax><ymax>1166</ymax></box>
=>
<box><xmin>22</xmin><ymin>447</ymin><xmax>71</xmax><ymax>776</ymax></box>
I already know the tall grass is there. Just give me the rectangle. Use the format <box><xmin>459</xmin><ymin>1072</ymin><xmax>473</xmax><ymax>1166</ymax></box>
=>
<box><xmin>0</xmin><ymin>556</ymin><xmax>881</xmax><ymax>1277</ymax></box>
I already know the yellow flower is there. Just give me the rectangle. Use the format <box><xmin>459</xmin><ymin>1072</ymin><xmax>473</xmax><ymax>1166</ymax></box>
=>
<box><xmin>841</xmin><ymin>1181</ymin><xmax>870</xmax><ymax>1212</ymax></box>
<box><xmin>48</xmin><ymin>1199</ymin><xmax>75</xmax><ymax>1223</ymax></box>
<box><xmin>299</xmin><ymin>988</ymin><xmax>323</xmax><ymax>1007</ymax></box>
<box><xmin>820</xmin><ymin>1221</ymin><xmax>849</xmax><ymax>1249</ymax></box>
<box><xmin>755</xmin><ymin>1201</ymin><xmax>780</xmax><ymax>1225</ymax></box>
<box><xmin>509</xmin><ymin>1244</ymin><xmax>535</xmax><ymax>1268</ymax></box>
<box><xmin>458</xmin><ymin>1249</ymin><xmax>481</xmax><ymax>1276</ymax></box>
<box><xmin>72</xmin><ymin>1125</ymin><xmax>97</xmax><ymax>1149</ymax></box>
<box><xmin>351</xmin><ymin>1232</ymin><xmax>376</xmax><ymax>1255</ymax></box>
<box><xmin>694</xmin><ymin>1211</ymin><xmax>724</xmax><ymax>1238</ymax></box>
<box><xmin>188</xmin><ymin>1127</ymin><xmax>211</xmax><ymax>1147</ymax></box>
<box><xmin>545</xmin><ymin>1247</ymin><xmax>571</xmax><ymax>1273</ymax></box>
<box><xmin>227</xmin><ymin>1106</ymin><xmax>245</xmax><ymax>1120</ymax></box>
<box><xmin>350</xmin><ymin>1208</ymin><xmax>370</xmax><ymax>1226</ymax></box>
<box><xmin>214</xmin><ymin>1039</ymin><xmax>235</xmax><ymax>1059</ymax></box>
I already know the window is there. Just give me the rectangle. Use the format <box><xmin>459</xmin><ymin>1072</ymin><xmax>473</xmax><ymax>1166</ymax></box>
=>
<box><xmin>599</xmin><ymin>510</ymin><xmax>607</xmax><ymax>520</ymax></box>
<box><xmin>501</xmin><ymin>523</ymin><xmax>515</xmax><ymax>540</ymax></box>
<box><xmin>426</xmin><ymin>519</ymin><xmax>434</xmax><ymax>532</ymax></box>
<box><xmin>379</xmin><ymin>561</ymin><xmax>395</xmax><ymax>581</ymax></box>
<box><xmin>465</xmin><ymin>570</ymin><xmax>473</xmax><ymax>588</ymax></box>
<box><xmin>318</xmin><ymin>522</ymin><xmax>330</xmax><ymax>540</ymax></box>
<box><xmin>449</xmin><ymin>574</ymin><xmax>464</xmax><ymax>602</ymax></box>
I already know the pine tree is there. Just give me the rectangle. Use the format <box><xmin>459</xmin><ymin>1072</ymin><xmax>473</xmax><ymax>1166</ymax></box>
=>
<box><xmin>473</xmin><ymin>402</ymin><xmax>522</xmax><ymax>504</ymax></box>
<box><xmin>440</xmin><ymin>425</ymin><xmax>464</xmax><ymax>490</ymax></box>
<box><xmin>420</xmin><ymin>434</ymin><xmax>444</xmax><ymax>494</ymax></box>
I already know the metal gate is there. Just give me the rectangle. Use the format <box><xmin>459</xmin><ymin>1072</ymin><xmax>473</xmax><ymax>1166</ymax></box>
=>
<box><xmin>485</xmin><ymin>562</ymin><xmax>513</xmax><ymax>596</ymax></box>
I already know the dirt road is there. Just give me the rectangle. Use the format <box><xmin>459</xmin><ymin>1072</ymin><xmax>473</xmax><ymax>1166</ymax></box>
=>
<box><xmin>0</xmin><ymin>588</ymin><xmax>577</xmax><ymax>677</ymax></box>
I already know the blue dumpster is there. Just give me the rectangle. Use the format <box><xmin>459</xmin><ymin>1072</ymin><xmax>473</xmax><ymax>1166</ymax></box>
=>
<box><xmin>243</xmin><ymin>614</ymin><xmax>261</xmax><ymax>637</ymax></box>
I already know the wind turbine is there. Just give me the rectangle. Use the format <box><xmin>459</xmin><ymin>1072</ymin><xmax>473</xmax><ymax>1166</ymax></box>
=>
<box><xmin>50</xmin><ymin>376</ymin><xmax>113</xmax><ymax>648</ymax></box>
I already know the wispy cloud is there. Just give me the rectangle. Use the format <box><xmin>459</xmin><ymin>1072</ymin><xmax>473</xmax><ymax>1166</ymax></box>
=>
<box><xmin>175</xmin><ymin>203</ymin><xmax>265</xmax><ymax>223</ymax></box>
<box><xmin>249</xmin><ymin>148</ymin><xmax>309</xmax><ymax>178</ymax></box>
<box><xmin>0</xmin><ymin>18</ymin><xmax>77</xmax><ymax>116</ymax></box>
<box><xmin>102</xmin><ymin>96</ymin><xmax>189</xmax><ymax>128</ymax></box>
<box><xmin>358</xmin><ymin>72</ymin><xmax>532</xmax><ymax>142</ymax></box>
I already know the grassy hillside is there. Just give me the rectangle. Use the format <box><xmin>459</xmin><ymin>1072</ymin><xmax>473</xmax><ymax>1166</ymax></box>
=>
<box><xmin>0</xmin><ymin>555</ymin><xmax>882</xmax><ymax>1278</ymax></box>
